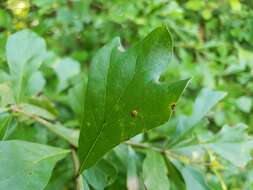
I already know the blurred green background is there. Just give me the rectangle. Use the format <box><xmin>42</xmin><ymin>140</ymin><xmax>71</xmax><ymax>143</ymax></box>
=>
<box><xmin>1</xmin><ymin>0</ymin><xmax>253</xmax><ymax>189</ymax></box>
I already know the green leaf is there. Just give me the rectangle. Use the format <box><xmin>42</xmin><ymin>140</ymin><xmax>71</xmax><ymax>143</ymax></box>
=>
<box><xmin>0</xmin><ymin>119</ymin><xmax>17</xmax><ymax>140</ymax></box>
<box><xmin>0</xmin><ymin>10</ymin><xmax>11</xmax><ymax>28</ymax></box>
<box><xmin>44</xmin><ymin>154</ymin><xmax>73</xmax><ymax>190</ymax></box>
<box><xmin>68</xmin><ymin>75</ymin><xmax>87</xmax><ymax>120</ymax></box>
<box><xmin>46</xmin><ymin>123</ymin><xmax>79</xmax><ymax>147</ymax></box>
<box><xmin>190</xmin><ymin>88</ymin><xmax>227</xmax><ymax>125</ymax></box>
<box><xmin>0</xmin><ymin>113</ymin><xmax>12</xmax><ymax>140</ymax></box>
<box><xmin>6</xmin><ymin>30</ymin><xmax>47</xmax><ymax>102</ymax></box>
<box><xmin>185</xmin><ymin>0</ymin><xmax>205</xmax><ymax>11</ymax></box>
<box><xmin>180</xmin><ymin>166</ymin><xmax>210</xmax><ymax>190</ymax></box>
<box><xmin>143</xmin><ymin>150</ymin><xmax>170</xmax><ymax>190</ymax></box>
<box><xmin>7</xmin><ymin>123</ymin><xmax>48</xmax><ymax>144</ymax></box>
<box><xmin>0</xmin><ymin>70</ymin><xmax>10</xmax><ymax>83</ymax></box>
<box><xmin>230</xmin><ymin>0</ymin><xmax>241</xmax><ymax>11</ymax></box>
<box><xmin>53</xmin><ymin>57</ymin><xmax>80</xmax><ymax>92</ymax></box>
<box><xmin>0</xmin><ymin>140</ymin><xmax>70</xmax><ymax>190</ymax></box>
<box><xmin>164</xmin><ymin>158</ymin><xmax>186</xmax><ymax>190</ymax></box>
<box><xmin>84</xmin><ymin>159</ymin><xmax>117</xmax><ymax>190</ymax></box>
<box><xmin>207</xmin><ymin>124</ymin><xmax>253</xmax><ymax>167</ymax></box>
<box><xmin>173</xmin><ymin>124</ymin><xmax>253</xmax><ymax>168</ymax></box>
<box><xmin>28</xmin><ymin>95</ymin><xmax>58</xmax><ymax>116</ymax></box>
<box><xmin>235</xmin><ymin>96</ymin><xmax>252</xmax><ymax>113</ymax></box>
<box><xmin>0</xmin><ymin>83</ymin><xmax>15</xmax><ymax>107</ymax></box>
<box><xmin>169</xmin><ymin>88</ymin><xmax>226</xmax><ymax>146</ymax></box>
<box><xmin>82</xmin><ymin>178</ymin><xmax>90</xmax><ymax>190</ymax></box>
<box><xmin>12</xmin><ymin>104</ymin><xmax>78</xmax><ymax>147</ymax></box>
<box><xmin>78</xmin><ymin>26</ymin><xmax>189</xmax><ymax>171</ymax></box>
<box><xmin>127</xmin><ymin>147</ymin><xmax>141</xmax><ymax>190</ymax></box>
<box><xmin>17</xmin><ymin>103</ymin><xmax>56</xmax><ymax>121</ymax></box>
<box><xmin>27</xmin><ymin>71</ymin><xmax>46</xmax><ymax>96</ymax></box>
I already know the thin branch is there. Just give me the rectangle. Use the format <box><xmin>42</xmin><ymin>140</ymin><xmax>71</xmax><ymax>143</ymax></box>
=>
<box><xmin>125</xmin><ymin>141</ymin><xmax>166</xmax><ymax>153</ymax></box>
<box><xmin>10</xmin><ymin>105</ymin><xmax>83</xmax><ymax>189</ymax></box>
<box><xmin>125</xmin><ymin>141</ymin><xmax>211</xmax><ymax>166</ymax></box>
<box><xmin>10</xmin><ymin>105</ymin><xmax>78</xmax><ymax>147</ymax></box>
<box><xmin>71</xmin><ymin>148</ymin><xmax>83</xmax><ymax>190</ymax></box>
<box><xmin>207</xmin><ymin>150</ymin><xmax>227</xmax><ymax>190</ymax></box>
<box><xmin>125</xmin><ymin>141</ymin><xmax>184</xmax><ymax>160</ymax></box>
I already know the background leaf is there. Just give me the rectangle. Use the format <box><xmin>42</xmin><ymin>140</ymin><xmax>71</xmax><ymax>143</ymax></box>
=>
<box><xmin>235</xmin><ymin>96</ymin><xmax>252</xmax><ymax>113</ymax></box>
<box><xmin>127</xmin><ymin>147</ymin><xmax>142</xmax><ymax>190</ymax></box>
<box><xmin>0</xmin><ymin>113</ymin><xmax>12</xmax><ymax>140</ymax></box>
<box><xmin>83</xmin><ymin>159</ymin><xmax>117</xmax><ymax>190</ymax></box>
<box><xmin>173</xmin><ymin>124</ymin><xmax>253</xmax><ymax>168</ymax></box>
<box><xmin>0</xmin><ymin>140</ymin><xmax>69</xmax><ymax>190</ymax></box>
<box><xmin>27</xmin><ymin>71</ymin><xmax>46</xmax><ymax>96</ymax></box>
<box><xmin>169</xmin><ymin>88</ymin><xmax>227</xmax><ymax>146</ymax></box>
<box><xmin>6</xmin><ymin>29</ymin><xmax>47</xmax><ymax>102</ymax></box>
<box><xmin>143</xmin><ymin>150</ymin><xmax>170</xmax><ymax>190</ymax></box>
<box><xmin>164</xmin><ymin>158</ymin><xmax>186</xmax><ymax>189</ymax></box>
<box><xmin>53</xmin><ymin>57</ymin><xmax>80</xmax><ymax>92</ymax></box>
<box><xmin>179</xmin><ymin>165</ymin><xmax>210</xmax><ymax>190</ymax></box>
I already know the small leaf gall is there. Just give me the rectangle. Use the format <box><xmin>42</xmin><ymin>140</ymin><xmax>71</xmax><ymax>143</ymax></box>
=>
<box><xmin>170</xmin><ymin>103</ymin><xmax>176</xmax><ymax>111</ymax></box>
<box><xmin>131</xmin><ymin>110</ymin><xmax>138</xmax><ymax>118</ymax></box>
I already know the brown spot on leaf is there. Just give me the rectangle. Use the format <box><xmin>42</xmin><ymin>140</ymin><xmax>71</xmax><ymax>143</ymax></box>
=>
<box><xmin>131</xmin><ymin>110</ymin><xmax>138</xmax><ymax>118</ymax></box>
<box><xmin>170</xmin><ymin>103</ymin><xmax>176</xmax><ymax>111</ymax></box>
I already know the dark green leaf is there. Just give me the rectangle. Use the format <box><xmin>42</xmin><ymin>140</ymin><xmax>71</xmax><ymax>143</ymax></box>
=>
<box><xmin>68</xmin><ymin>75</ymin><xmax>87</xmax><ymax>120</ymax></box>
<box><xmin>78</xmin><ymin>26</ymin><xmax>189</xmax><ymax>171</ymax></box>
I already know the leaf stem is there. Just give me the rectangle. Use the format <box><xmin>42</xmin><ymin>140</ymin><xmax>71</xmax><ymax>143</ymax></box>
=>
<box><xmin>212</xmin><ymin>168</ymin><xmax>227</xmax><ymax>190</ymax></box>
<box><xmin>10</xmin><ymin>105</ymin><xmax>83</xmax><ymax>189</ymax></box>
<box><xmin>71</xmin><ymin>148</ymin><xmax>83</xmax><ymax>190</ymax></box>
<box><xmin>10</xmin><ymin>105</ymin><xmax>78</xmax><ymax>147</ymax></box>
<box><xmin>207</xmin><ymin>150</ymin><xmax>227</xmax><ymax>190</ymax></box>
<box><xmin>125</xmin><ymin>141</ymin><xmax>211</xmax><ymax>166</ymax></box>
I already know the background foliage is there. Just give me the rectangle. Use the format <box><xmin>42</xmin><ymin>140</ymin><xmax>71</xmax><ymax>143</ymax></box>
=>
<box><xmin>0</xmin><ymin>0</ymin><xmax>253</xmax><ymax>189</ymax></box>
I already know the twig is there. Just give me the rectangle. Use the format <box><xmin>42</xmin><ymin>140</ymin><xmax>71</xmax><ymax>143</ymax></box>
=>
<box><xmin>71</xmin><ymin>148</ymin><xmax>84</xmax><ymax>190</ymax></box>
<box><xmin>207</xmin><ymin>150</ymin><xmax>227</xmax><ymax>190</ymax></box>
<box><xmin>10</xmin><ymin>105</ymin><xmax>78</xmax><ymax>147</ymax></box>
<box><xmin>125</xmin><ymin>141</ymin><xmax>211</xmax><ymax>166</ymax></box>
<box><xmin>126</xmin><ymin>141</ymin><xmax>166</xmax><ymax>153</ymax></box>
<box><xmin>10</xmin><ymin>105</ymin><xmax>83</xmax><ymax>189</ymax></box>
<box><xmin>125</xmin><ymin>141</ymin><xmax>183</xmax><ymax>160</ymax></box>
